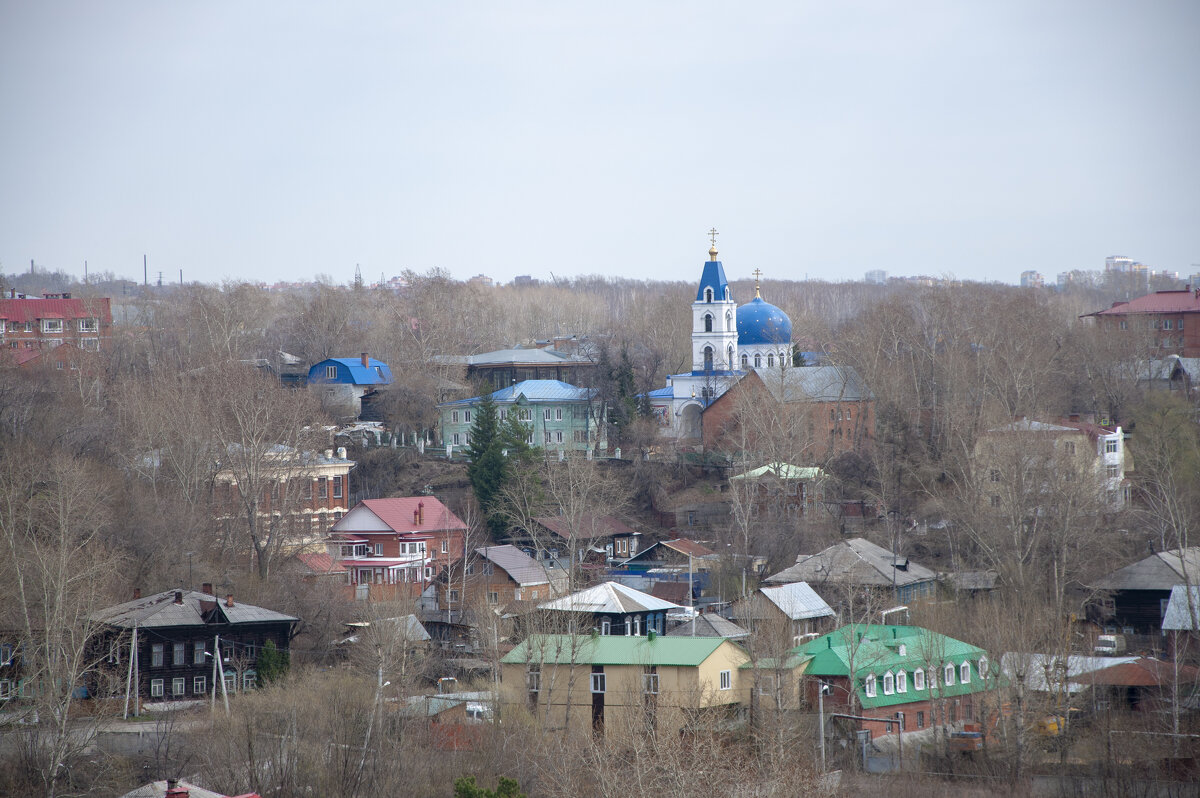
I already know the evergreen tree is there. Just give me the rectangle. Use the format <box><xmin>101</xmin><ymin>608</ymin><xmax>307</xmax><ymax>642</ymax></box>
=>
<box><xmin>466</xmin><ymin>394</ymin><xmax>504</xmax><ymax>520</ymax></box>
<box><xmin>453</xmin><ymin>776</ymin><xmax>526</xmax><ymax>798</ymax></box>
<box><xmin>256</xmin><ymin>639</ymin><xmax>289</xmax><ymax>684</ymax></box>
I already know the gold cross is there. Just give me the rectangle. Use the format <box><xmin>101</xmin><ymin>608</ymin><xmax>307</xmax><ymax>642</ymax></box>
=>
<box><xmin>753</xmin><ymin>268</ymin><xmax>763</xmax><ymax>298</ymax></box>
<box><xmin>708</xmin><ymin>228</ymin><xmax>719</xmax><ymax>246</ymax></box>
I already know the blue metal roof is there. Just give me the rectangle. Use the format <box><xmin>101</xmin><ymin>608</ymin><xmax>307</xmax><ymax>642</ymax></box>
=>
<box><xmin>695</xmin><ymin>260</ymin><xmax>730</xmax><ymax>303</ymax></box>
<box><xmin>737</xmin><ymin>297</ymin><xmax>792</xmax><ymax>345</ymax></box>
<box><xmin>442</xmin><ymin>379</ymin><xmax>595</xmax><ymax>406</ymax></box>
<box><xmin>308</xmin><ymin>358</ymin><xmax>393</xmax><ymax>386</ymax></box>
<box><xmin>647</xmin><ymin>387</ymin><xmax>674</xmax><ymax>399</ymax></box>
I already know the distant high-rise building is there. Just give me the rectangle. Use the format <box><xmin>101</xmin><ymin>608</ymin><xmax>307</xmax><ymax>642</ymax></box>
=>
<box><xmin>1020</xmin><ymin>270</ymin><xmax>1044</xmax><ymax>288</ymax></box>
<box><xmin>1106</xmin><ymin>255</ymin><xmax>1139</xmax><ymax>272</ymax></box>
<box><xmin>512</xmin><ymin>275</ymin><xmax>539</xmax><ymax>288</ymax></box>
<box><xmin>864</xmin><ymin>269</ymin><xmax>887</xmax><ymax>285</ymax></box>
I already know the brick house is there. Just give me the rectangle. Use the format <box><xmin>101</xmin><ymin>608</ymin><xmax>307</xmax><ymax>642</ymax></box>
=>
<box><xmin>0</xmin><ymin>292</ymin><xmax>112</xmax><ymax>354</ymax></box>
<box><xmin>438</xmin><ymin>544</ymin><xmax>564</xmax><ymax>612</ymax></box>
<box><xmin>91</xmin><ymin>586</ymin><xmax>297</xmax><ymax>705</ymax></box>
<box><xmin>1083</xmin><ymin>287</ymin><xmax>1200</xmax><ymax>357</ymax></box>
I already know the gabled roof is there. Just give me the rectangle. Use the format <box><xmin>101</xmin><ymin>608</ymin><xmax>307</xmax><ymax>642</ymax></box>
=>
<box><xmin>441</xmin><ymin>379</ymin><xmax>595</xmax><ymax>406</ymax></box>
<box><xmin>477</xmin><ymin>544</ymin><xmax>554</xmax><ymax>587</ymax></box>
<box><xmin>293</xmin><ymin>552</ymin><xmax>348</xmax><ymax>576</ymax></box>
<box><xmin>538</xmin><ymin>581</ymin><xmax>683</xmax><ymax>614</ymax></box>
<box><xmin>1070</xmin><ymin>657</ymin><xmax>1200</xmax><ymax>687</ymax></box>
<box><xmin>1000</xmin><ymin>653</ymin><xmax>1139</xmax><ymax>694</ymax></box>
<box><xmin>649</xmin><ymin>581</ymin><xmax>691</xmax><ymax>605</ymax></box>
<box><xmin>765</xmin><ymin>537</ymin><xmax>937</xmax><ymax>588</ymax></box>
<box><xmin>1087</xmin><ymin>289</ymin><xmax>1200</xmax><ymax>316</ymax></box>
<box><xmin>757</xmin><ymin>582</ymin><xmax>836</xmax><ymax>621</ymax></box>
<box><xmin>502</xmin><ymin>633</ymin><xmax>730</xmax><ymax>667</ymax></box>
<box><xmin>1094</xmin><ymin>548</ymin><xmax>1200</xmax><ymax>592</ymax></box>
<box><xmin>459</xmin><ymin>347</ymin><xmax>592</xmax><ymax>366</ymax></box>
<box><xmin>728</xmin><ymin>366</ymin><xmax>873</xmax><ymax>404</ymax></box>
<box><xmin>666</xmin><ymin>613</ymin><xmax>750</xmax><ymax>639</ymax></box>
<box><xmin>660</xmin><ymin>538</ymin><xmax>716</xmax><ymax>558</ymax></box>
<box><xmin>730</xmin><ymin>462</ymin><xmax>824</xmax><ymax>481</ymax></box>
<box><xmin>94</xmin><ymin>590</ymin><xmax>297</xmax><ymax>629</ymax></box>
<box><xmin>533</xmin><ymin>514</ymin><xmax>634</xmax><ymax>541</ymax></box>
<box><xmin>308</xmin><ymin>357</ymin><xmax>393</xmax><ymax>385</ymax></box>
<box><xmin>342</xmin><ymin>614</ymin><xmax>430</xmax><ymax>644</ymax></box>
<box><xmin>333</xmin><ymin>497</ymin><xmax>468</xmax><ymax>535</ymax></box>
<box><xmin>1162</xmin><ymin>585</ymin><xmax>1200</xmax><ymax>630</ymax></box>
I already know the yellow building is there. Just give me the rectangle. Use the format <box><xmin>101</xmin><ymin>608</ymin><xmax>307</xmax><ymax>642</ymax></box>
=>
<box><xmin>500</xmin><ymin>633</ymin><xmax>751</xmax><ymax>738</ymax></box>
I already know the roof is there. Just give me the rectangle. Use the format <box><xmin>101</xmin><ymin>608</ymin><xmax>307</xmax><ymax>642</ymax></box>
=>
<box><xmin>757</xmin><ymin>583</ymin><xmax>836</xmax><ymax>621</ymax></box>
<box><xmin>737</xmin><ymin>296</ymin><xmax>792</xmax><ymax>345</ymax></box>
<box><xmin>0</xmin><ymin>296</ymin><xmax>112</xmax><ymax>324</ymax></box>
<box><xmin>478</xmin><ymin>544</ymin><xmax>554</xmax><ymax>587</ymax></box>
<box><xmin>341</xmin><ymin>615</ymin><xmax>430</xmax><ymax>645</ymax></box>
<box><xmin>796</xmin><ymin>624</ymin><xmax>992</xmax><ymax>709</ymax></box>
<box><xmin>730</xmin><ymin>462</ymin><xmax>824</xmax><ymax>481</ymax></box>
<box><xmin>666</xmin><ymin>613</ymin><xmax>750</xmax><ymax>639</ymax></box>
<box><xmin>1162</xmin><ymin>585</ymin><xmax>1200</xmax><ymax>630</ymax></box>
<box><xmin>308</xmin><ymin>357</ymin><xmax>393</xmax><ymax>386</ymax></box>
<box><xmin>93</xmin><ymin>590</ymin><xmax>298</xmax><ymax>630</ymax></box>
<box><xmin>120</xmin><ymin>779</ymin><xmax>232</xmax><ymax>798</ymax></box>
<box><xmin>695</xmin><ymin>259</ymin><xmax>730</xmax><ymax>303</ymax></box>
<box><xmin>533</xmin><ymin>514</ymin><xmax>634</xmax><ymax>541</ymax></box>
<box><xmin>460</xmin><ymin>347</ymin><xmax>592</xmax><ymax>366</ymax></box>
<box><xmin>947</xmin><ymin>570</ymin><xmax>999</xmax><ymax>591</ymax></box>
<box><xmin>1094</xmin><ymin>548</ymin><xmax>1200</xmax><ymax>592</ymax></box>
<box><xmin>1088</xmin><ymin>289</ymin><xmax>1200</xmax><ymax>317</ymax></box>
<box><xmin>1069</xmin><ymin>657</ymin><xmax>1200</xmax><ymax>688</ymax></box>
<box><xmin>1001</xmin><ymin>653</ymin><xmax>1139</xmax><ymax>694</ymax></box>
<box><xmin>293</xmin><ymin>551</ymin><xmax>347</xmax><ymax>576</ymax></box>
<box><xmin>503</xmin><ymin>633</ymin><xmax>729</xmax><ymax>667</ymax></box>
<box><xmin>538</xmin><ymin>581</ymin><xmax>683</xmax><ymax>614</ymax></box>
<box><xmin>441</xmin><ymin>379</ymin><xmax>596</xmax><ymax>407</ymax></box>
<box><xmin>333</xmin><ymin>497</ymin><xmax>468</xmax><ymax>535</ymax></box>
<box><xmin>649</xmin><ymin>582</ymin><xmax>691</xmax><ymax>604</ymax></box>
<box><xmin>739</xmin><ymin>365</ymin><xmax>873</xmax><ymax>404</ymax></box>
<box><xmin>660</xmin><ymin>538</ymin><xmax>716</xmax><ymax>558</ymax></box>
<box><xmin>765</xmin><ymin>537</ymin><xmax>938</xmax><ymax>588</ymax></box>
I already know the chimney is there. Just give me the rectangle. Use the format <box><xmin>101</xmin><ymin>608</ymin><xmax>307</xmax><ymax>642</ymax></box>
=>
<box><xmin>199</xmin><ymin>583</ymin><xmax>217</xmax><ymax>615</ymax></box>
<box><xmin>324</xmin><ymin>449</ymin><xmax>333</xmax><ymax>460</ymax></box>
<box><xmin>174</xmin><ymin>591</ymin><xmax>184</xmax><ymax>605</ymax></box>
<box><xmin>336</xmin><ymin>446</ymin><xmax>347</xmax><ymax>460</ymax></box>
<box><xmin>418</xmin><ymin>501</ymin><xmax>424</xmax><ymax>525</ymax></box>
<box><xmin>225</xmin><ymin>594</ymin><xmax>234</xmax><ymax>608</ymax></box>
<box><xmin>165</xmin><ymin>779</ymin><xmax>189</xmax><ymax>798</ymax></box>
<box><xmin>413</xmin><ymin>507</ymin><xmax>419</xmax><ymax>525</ymax></box>
<box><xmin>361</xmin><ymin>352</ymin><xmax>369</xmax><ymax>368</ymax></box>
<box><xmin>132</xmin><ymin>588</ymin><xmax>141</xmax><ymax>600</ymax></box>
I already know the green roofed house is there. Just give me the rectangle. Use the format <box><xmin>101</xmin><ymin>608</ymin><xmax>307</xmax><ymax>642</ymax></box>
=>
<box><xmin>500</xmin><ymin>633</ymin><xmax>750</xmax><ymax>738</ymax></box>
<box><xmin>438</xmin><ymin>379</ymin><xmax>606</xmax><ymax>455</ymax></box>
<box><xmin>796</xmin><ymin>624</ymin><xmax>998</xmax><ymax>740</ymax></box>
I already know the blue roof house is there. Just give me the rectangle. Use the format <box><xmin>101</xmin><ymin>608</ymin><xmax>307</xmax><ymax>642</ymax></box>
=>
<box><xmin>438</xmin><ymin>379</ymin><xmax>606</xmax><ymax>455</ymax></box>
<box><xmin>308</xmin><ymin>353</ymin><xmax>394</xmax><ymax>419</ymax></box>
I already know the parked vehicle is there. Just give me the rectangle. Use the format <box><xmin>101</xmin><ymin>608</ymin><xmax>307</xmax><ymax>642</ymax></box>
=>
<box><xmin>1094</xmin><ymin>634</ymin><xmax>1127</xmax><ymax>656</ymax></box>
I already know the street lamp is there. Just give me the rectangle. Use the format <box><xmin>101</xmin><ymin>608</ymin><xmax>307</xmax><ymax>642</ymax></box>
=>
<box><xmin>818</xmin><ymin>681</ymin><xmax>831</xmax><ymax>773</ymax></box>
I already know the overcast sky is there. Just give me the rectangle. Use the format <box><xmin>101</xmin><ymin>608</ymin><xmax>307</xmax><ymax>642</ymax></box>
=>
<box><xmin>2</xmin><ymin>1</ymin><xmax>1197</xmax><ymax>288</ymax></box>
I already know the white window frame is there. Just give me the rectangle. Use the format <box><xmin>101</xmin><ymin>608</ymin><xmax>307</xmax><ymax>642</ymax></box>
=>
<box><xmin>325</xmin><ymin>364</ymin><xmax>337</xmax><ymax>379</ymax></box>
<box><xmin>600</xmin><ymin>619</ymin><xmax>611</xmax><ymax>635</ymax></box>
<box><xmin>555</xmin><ymin>407</ymin><xmax>563</xmax><ymax>421</ymax></box>
<box><xmin>152</xmin><ymin>644</ymin><xmax>164</xmax><ymax>667</ymax></box>
<box><xmin>944</xmin><ymin>663</ymin><xmax>956</xmax><ymax>686</ymax></box>
<box><xmin>643</xmin><ymin>673</ymin><xmax>660</xmax><ymax>695</ymax></box>
<box><xmin>374</xmin><ymin>543</ymin><xmax>383</xmax><ymax>556</ymax></box>
<box><xmin>464</xmin><ymin>409</ymin><xmax>471</xmax><ymax>422</ymax></box>
<box><xmin>174</xmin><ymin>642</ymin><xmax>186</xmax><ymax>666</ymax></box>
<box><xmin>882</xmin><ymin>671</ymin><xmax>895</xmax><ymax>695</ymax></box>
<box><xmin>960</xmin><ymin>661</ymin><xmax>971</xmax><ymax>683</ymax></box>
<box><xmin>864</xmin><ymin>673</ymin><xmax>877</xmax><ymax>698</ymax></box>
<box><xmin>590</xmin><ymin>672</ymin><xmax>606</xmax><ymax>694</ymax></box>
<box><xmin>194</xmin><ymin>642</ymin><xmax>206</xmax><ymax>665</ymax></box>
<box><xmin>172</xmin><ymin>677</ymin><xmax>186</xmax><ymax>696</ymax></box>
<box><xmin>41</xmin><ymin>319</ymin><xmax>63</xmax><ymax>334</ymax></box>
<box><xmin>243</xmin><ymin>672</ymin><xmax>257</xmax><ymax>690</ymax></box>
<box><xmin>78</xmin><ymin>317</ymin><xmax>98</xmax><ymax>333</ymax></box>
<box><xmin>719</xmin><ymin>670</ymin><xmax>732</xmax><ymax>691</ymax></box>
<box><xmin>914</xmin><ymin>668</ymin><xmax>925</xmax><ymax>691</ymax></box>
<box><xmin>150</xmin><ymin>679</ymin><xmax>164</xmax><ymax>697</ymax></box>
<box><xmin>527</xmin><ymin>669</ymin><xmax>541</xmax><ymax>692</ymax></box>
<box><xmin>1105</xmin><ymin>439</ymin><xmax>1119</xmax><ymax>454</ymax></box>
<box><xmin>194</xmin><ymin>675</ymin><xmax>206</xmax><ymax>694</ymax></box>
<box><xmin>224</xmin><ymin>672</ymin><xmax>237</xmax><ymax>694</ymax></box>
<box><xmin>452</xmin><ymin>410</ymin><xmax>459</xmax><ymax>423</ymax></box>
<box><xmin>896</xmin><ymin>670</ymin><xmax>907</xmax><ymax>693</ymax></box>
<box><xmin>978</xmin><ymin>656</ymin><xmax>989</xmax><ymax>679</ymax></box>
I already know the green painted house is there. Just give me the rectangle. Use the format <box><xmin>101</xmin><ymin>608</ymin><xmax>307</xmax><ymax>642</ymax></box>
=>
<box><xmin>438</xmin><ymin>379</ymin><xmax>606</xmax><ymax>454</ymax></box>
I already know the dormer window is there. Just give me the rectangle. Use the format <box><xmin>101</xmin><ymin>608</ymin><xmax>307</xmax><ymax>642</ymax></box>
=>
<box><xmin>705</xmin><ymin>287</ymin><xmax>713</xmax><ymax>303</ymax></box>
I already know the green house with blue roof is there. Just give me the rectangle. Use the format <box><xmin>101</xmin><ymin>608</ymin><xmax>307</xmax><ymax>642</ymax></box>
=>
<box><xmin>438</xmin><ymin>379</ymin><xmax>606</xmax><ymax>454</ymax></box>
<box><xmin>796</xmin><ymin>624</ymin><xmax>998</xmax><ymax>739</ymax></box>
<box><xmin>308</xmin><ymin>353</ymin><xmax>394</xmax><ymax>419</ymax></box>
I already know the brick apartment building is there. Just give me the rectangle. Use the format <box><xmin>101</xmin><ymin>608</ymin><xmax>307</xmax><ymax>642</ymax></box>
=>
<box><xmin>0</xmin><ymin>292</ymin><xmax>113</xmax><ymax>355</ymax></box>
<box><xmin>1083</xmin><ymin>287</ymin><xmax>1200</xmax><ymax>357</ymax></box>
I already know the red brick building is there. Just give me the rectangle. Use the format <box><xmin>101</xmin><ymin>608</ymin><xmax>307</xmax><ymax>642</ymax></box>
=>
<box><xmin>0</xmin><ymin>292</ymin><xmax>113</xmax><ymax>355</ymax></box>
<box><xmin>1083</xmin><ymin>287</ymin><xmax>1200</xmax><ymax>357</ymax></box>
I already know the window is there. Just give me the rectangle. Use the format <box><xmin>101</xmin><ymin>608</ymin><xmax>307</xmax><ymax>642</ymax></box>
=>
<box><xmin>754</xmin><ymin>354</ymin><xmax>761</xmax><ymax>367</ymax></box>
<box><xmin>41</xmin><ymin>319</ymin><xmax>63</xmax><ymax>334</ymax></box>
<box><xmin>864</xmin><ymin>673</ymin><xmax>877</xmax><ymax>698</ymax></box>
<box><xmin>1164</xmin><ymin>319</ymin><xmax>1174</xmax><ymax>330</ymax></box>
<box><xmin>333</xmin><ymin>475</ymin><xmax>343</xmax><ymax>498</ymax></box>
<box><xmin>1107</xmin><ymin>465</ymin><xmax>1121</xmax><ymax>478</ymax></box>
<box><xmin>944</xmin><ymin>663</ymin><xmax>956</xmax><ymax>686</ymax></box>
<box><xmin>719</xmin><ymin>670</ymin><xmax>732</xmax><ymax>690</ymax></box>
<box><xmin>555</xmin><ymin>431</ymin><xmax>563</xmax><ymax>443</ymax></box>
<box><xmin>600</xmin><ymin>619</ymin><xmax>611</xmax><ymax>635</ymax></box>
<box><xmin>883</xmin><ymin>671</ymin><xmax>895</xmax><ymax>695</ymax></box>
<box><xmin>151</xmin><ymin>679</ymin><xmax>164</xmax><ymax>697</ymax></box>
<box><xmin>243</xmin><ymin>672</ymin><xmax>257</xmax><ymax>690</ymax></box>
<box><xmin>914</xmin><ymin>669</ymin><xmax>925</xmax><ymax>691</ymax></box>
<box><xmin>767</xmin><ymin>353</ymin><xmax>775</xmax><ymax>367</ymax></box>
<box><xmin>591</xmin><ymin>672</ymin><xmax>606</xmax><ymax>694</ymax></box>
<box><xmin>152</xmin><ymin>644</ymin><xmax>164</xmax><ymax>667</ymax></box>
<box><xmin>1105</xmin><ymin>439</ymin><xmax>1119</xmax><ymax>454</ymax></box>
<box><xmin>453</xmin><ymin>433</ymin><xmax>461</xmax><ymax>445</ymax></box>
<box><xmin>989</xmin><ymin>469</ymin><xmax>1000</xmax><ymax>483</ymax></box>
<box><xmin>1179</xmin><ymin>318</ymin><xmax>1185</xmax><ymax>330</ymax></box>
<box><xmin>488</xmin><ymin>591</ymin><xmax>499</xmax><ymax>604</ymax></box>
<box><xmin>544</xmin><ymin>432</ymin><xmax>552</xmax><ymax>444</ymax></box>
<box><xmin>452</xmin><ymin>410</ymin><xmax>459</xmax><ymax>423</ymax></box>
<box><xmin>741</xmin><ymin>354</ymin><xmax>748</xmax><ymax>367</ymax></box>
<box><xmin>896</xmin><ymin>670</ymin><xmax>907</xmax><ymax>693</ymax></box>
<box><xmin>960</xmin><ymin>661</ymin><xmax>971</xmax><ymax>683</ymax></box>
<box><xmin>318</xmin><ymin>478</ymin><xmax>328</xmax><ymax>499</ymax></box>
<box><xmin>448</xmin><ymin>590</ymin><xmax>460</xmax><ymax>604</ymax></box>
<box><xmin>1064</xmin><ymin>441</ymin><xmax>1076</xmax><ymax>455</ymax></box>
<box><xmin>194</xmin><ymin>676</ymin><xmax>206</xmax><ymax>694</ymax></box>
<box><xmin>555</xmin><ymin>407</ymin><xmax>563</xmax><ymax>421</ymax></box>
<box><xmin>0</xmin><ymin>680</ymin><xmax>9</xmax><ymax>699</ymax></box>
<box><xmin>325</xmin><ymin>365</ymin><xmax>337</xmax><ymax>379</ymax></box>
<box><xmin>172</xmin><ymin>677</ymin><xmax>186</xmax><ymax>696</ymax></box>
<box><xmin>643</xmin><ymin>672</ymin><xmax>660</xmax><ymax>694</ymax></box>
<box><xmin>527</xmin><ymin>668</ymin><xmax>541</xmax><ymax>692</ymax></box>
<box><xmin>194</xmin><ymin>642</ymin><xmax>206</xmax><ymax>665</ymax></box>
<box><xmin>705</xmin><ymin>287</ymin><xmax>713</xmax><ymax>303</ymax></box>
<box><xmin>916</xmin><ymin>711</ymin><xmax>925</xmax><ymax>729</ymax></box>
<box><xmin>374</xmin><ymin>543</ymin><xmax>383</xmax><ymax>556</ymax></box>
<box><xmin>544</xmin><ymin>408</ymin><xmax>552</xmax><ymax>420</ymax></box>
<box><xmin>989</xmin><ymin>495</ymin><xmax>1001</xmax><ymax>508</ymax></box>
<box><xmin>1118</xmin><ymin>319</ymin><xmax>1129</xmax><ymax>330</ymax></box>
<box><xmin>704</xmin><ymin>314</ymin><xmax>713</xmax><ymax>332</ymax></box>
<box><xmin>224</xmin><ymin>672</ymin><xmax>237</xmax><ymax>694</ymax></box>
<box><xmin>0</xmin><ymin>644</ymin><xmax>12</xmax><ymax>665</ymax></box>
<box><xmin>978</xmin><ymin>656</ymin><xmax>989</xmax><ymax>679</ymax></box>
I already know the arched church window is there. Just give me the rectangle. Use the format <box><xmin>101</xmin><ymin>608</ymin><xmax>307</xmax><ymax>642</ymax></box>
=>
<box><xmin>754</xmin><ymin>354</ymin><xmax>761</xmax><ymax>368</ymax></box>
<box><xmin>704</xmin><ymin>314</ymin><xmax>713</xmax><ymax>332</ymax></box>
<box><xmin>767</xmin><ymin>353</ymin><xmax>775</xmax><ymax>367</ymax></box>
<box><xmin>725</xmin><ymin>311</ymin><xmax>733</xmax><ymax>331</ymax></box>
<box><xmin>703</xmin><ymin>347</ymin><xmax>713</xmax><ymax>371</ymax></box>
<box><xmin>741</xmin><ymin>354</ymin><xmax>748</xmax><ymax>367</ymax></box>
<box><xmin>727</xmin><ymin>346</ymin><xmax>734</xmax><ymax>367</ymax></box>
<box><xmin>705</xmin><ymin>288</ymin><xmax>713</xmax><ymax>303</ymax></box>
<box><xmin>779</xmin><ymin>351</ymin><xmax>786</xmax><ymax>365</ymax></box>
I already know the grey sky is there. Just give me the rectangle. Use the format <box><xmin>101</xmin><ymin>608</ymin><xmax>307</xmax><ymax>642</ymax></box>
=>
<box><xmin>2</xmin><ymin>1</ymin><xmax>1197</xmax><ymax>287</ymax></box>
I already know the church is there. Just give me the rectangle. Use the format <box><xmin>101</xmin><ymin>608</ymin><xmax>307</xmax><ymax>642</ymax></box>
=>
<box><xmin>648</xmin><ymin>239</ymin><xmax>797</xmax><ymax>440</ymax></box>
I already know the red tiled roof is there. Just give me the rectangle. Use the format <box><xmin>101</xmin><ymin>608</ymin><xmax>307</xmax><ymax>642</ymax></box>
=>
<box><xmin>357</xmin><ymin>497</ymin><xmax>467</xmax><ymax>533</ymax></box>
<box><xmin>662</xmin><ymin>538</ymin><xmax>716</xmax><ymax>558</ymax></box>
<box><xmin>1090</xmin><ymin>289</ymin><xmax>1200</xmax><ymax>316</ymax></box>
<box><xmin>294</xmin><ymin>552</ymin><xmax>347</xmax><ymax>575</ymax></box>
<box><xmin>1073</xmin><ymin>657</ymin><xmax>1200</xmax><ymax>687</ymax></box>
<box><xmin>534</xmin><ymin>514</ymin><xmax>635</xmax><ymax>540</ymax></box>
<box><xmin>0</xmin><ymin>297</ymin><xmax>113</xmax><ymax>324</ymax></box>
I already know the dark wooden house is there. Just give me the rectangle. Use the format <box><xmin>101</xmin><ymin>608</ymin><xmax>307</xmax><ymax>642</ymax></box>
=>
<box><xmin>1094</xmin><ymin>547</ymin><xmax>1200</xmax><ymax>639</ymax></box>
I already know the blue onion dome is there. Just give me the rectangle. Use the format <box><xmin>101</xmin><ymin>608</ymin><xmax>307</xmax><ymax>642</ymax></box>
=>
<box><xmin>736</xmin><ymin>297</ymin><xmax>793</xmax><ymax>345</ymax></box>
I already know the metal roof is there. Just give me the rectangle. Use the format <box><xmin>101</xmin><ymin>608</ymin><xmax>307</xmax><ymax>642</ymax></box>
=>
<box><xmin>533</xmin><ymin>514</ymin><xmax>634</xmax><ymax>541</ymax></box>
<box><xmin>730</xmin><ymin>462</ymin><xmax>825</xmax><ymax>481</ymax></box>
<box><xmin>665</xmin><ymin>613</ymin><xmax>750</xmax><ymax>639</ymax></box>
<box><xmin>538</xmin><ymin>581</ymin><xmax>683</xmax><ymax>614</ymax></box>
<box><xmin>307</xmin><ymin>357</ymin><xmax>393</xmax><ymax>386</ymax></box>
<box><xmin>1087</xmin><ymin>289</ymin><xmax>1200</xmax><ymax>316</ymax></box>
<box><xmin>765</xmin><ymin>537</ymin><xmax>937</xmax><ymax>588</ymax></box>
<box><xmin>0</xmin><ymin>296</ymin><xmax>112</xmax><ymax>324</ymax></box>
<box><xmin>747</xmin><ymin>365</ymin><xmax>873</xmax><ymax>403</ymax></box>
<box><xmin>477</xmin><ymin>544</ymin><xmax>554</xmax><ymax>587</ymax></box>
<box><xmin>333</xmin><ymin>497</ymin><xmax>467</xmax><ymax>535</ymax></box>
<box><xmin>758</xmin><ymin>583</ymin><xmax>836</xmax><ymax>621</ymax></box>
<box><xmin>1163</xmin><ymin>585</ymin><xmax>1200</xmax><ymax>630</ymax></box>
<box><xmin>1001</xmin><ymin>652</ymin><xmax>1139</xmax><ymax>694</ymax></box>
<box><xmin>1094</xmin><ymin>548</ymin><xmax>1200</xmax><ymax>592</ymax></box>
<box><xmin>502</xmin><ymin>633</ymin><xmax>729</xmax><ymax>666</ymax></box>
<box><xmin>93</xmin><ymin>590</ymin><xmax>298</xmax><ymax>629</ymax></box>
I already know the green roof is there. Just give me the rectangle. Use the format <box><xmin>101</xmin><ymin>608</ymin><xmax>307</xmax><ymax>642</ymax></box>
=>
<box><xmin>795</xmin><ymin>624</ymin><xmax>996</xmax><ymax>709</ymax></box>
<box><xmin>730</xmin><ymin>462</ymin><xmax>824</xmax><ymax>481</ymax></box>
<box><xmin>502</xmin><ymin>634</ymin><xmax>727</xmax><ymax>667</ymax></box>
